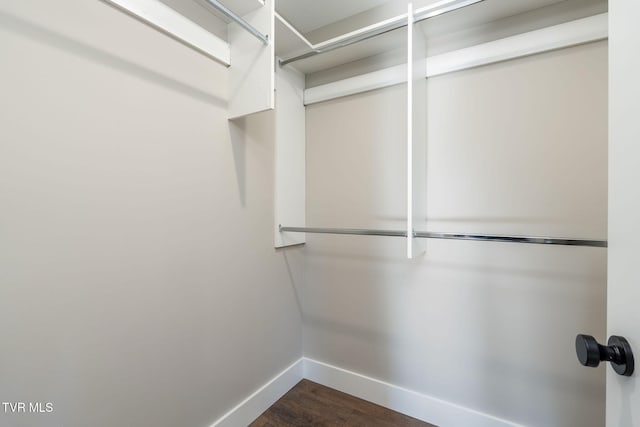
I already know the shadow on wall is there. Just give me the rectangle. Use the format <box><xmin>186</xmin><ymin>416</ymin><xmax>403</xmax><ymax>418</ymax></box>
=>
<box><xmin>227</xmin><ymin>109</ymin><xmax>276</xmax><ymax>208</ymax></box>
<box><xmin>0</xmin><ymin>11</ymin><xmax>226</xmax><ymax>108</ymax></box>
<box><xmin>229</xmin><ymin>118</ymin><xmax>247</xmax><ymax>206</ymax></box>
<box><xmin>281</xmin><ymin>248</ymin><xmax>305</xmax><ymax>318</ymax></box>
<box><xmin>301</xmin><ymin>235</ymin><xmax>606</xmax><ymax>425</ymax></box>
<box><xmin>405</xmin><ymin>243</ymin><xmax>604</xmax><ymax>425</ymax></box>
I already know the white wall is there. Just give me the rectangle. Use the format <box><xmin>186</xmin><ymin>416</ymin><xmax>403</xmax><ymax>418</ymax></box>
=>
<box><xmin>0</xmin><ymin>1</ymin><xmax>610</xmax><ymax>425</ymax></box>
<box><xmin>304</xmin><ymin>41</ymin><xmax>607</xmax><ymax>426</ymax></box>
<box><xmin>607</xmin><ymin>0</ymin><xmax>640</xmax><ymax>425</ymax></box>
<box><xmin>0</xmin><ymin>1</ymin><xmax>302</xmax><ymax>426</ymax></box>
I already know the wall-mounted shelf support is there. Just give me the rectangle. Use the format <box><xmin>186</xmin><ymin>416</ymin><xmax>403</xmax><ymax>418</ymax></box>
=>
<box><xmin>408</xmin><ymin>2</ymin><xmax>428</xmax><ymax>259</ymax></box>
<box><xmin>228</xmin><ymin>0</ymin><xmax>275</xmax><ymax>119</ymax></box>
<box><xmin>274</xmin><ymin>65</ymin><xmax>306</xmax><ymax>248</ymax></box>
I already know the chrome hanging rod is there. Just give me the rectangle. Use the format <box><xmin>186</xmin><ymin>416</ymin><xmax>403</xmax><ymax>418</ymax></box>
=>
<box><xmin>278</xmin><ymin>0</ymin><xmax>483</xmax><ymax>67</ymax></box>
<box><xmin>203</xmin><ymin>0</ymin><xmax>269</xmax><ymax>44</ymax></box>
<box><xmin>414</xmin><ymin>231</ymin><xmax>607</xmax><ymax>247</ymax></box>
<box><xmin>279</xmin><ymin>226</ymin><xmax>607</xmax><ymax>248</ymax></box>
<box><xmin>281</xmin><ymin>226</ymin><xmax>407</xmax><ymax>238</ymax></box>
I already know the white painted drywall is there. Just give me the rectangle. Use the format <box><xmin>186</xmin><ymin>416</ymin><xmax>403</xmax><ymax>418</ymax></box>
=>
<box><xmin>607</xmin><ymin>0</ymin><xmax>640</xmax><ymax>425</ymax></box>
<box><xmin>304</xmin><ymin>41</ymin><xmax>607</xmax><ymax>426</ymax></box>
<box><xmin>0</xmin><ymin>1</ymin><xmax>302</xmax><ymax>426</ymax></box>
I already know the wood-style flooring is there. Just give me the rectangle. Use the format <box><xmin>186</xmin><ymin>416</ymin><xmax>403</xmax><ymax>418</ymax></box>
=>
<box><xmin>250</xmin><ymin>379</ymin><xmax>437</xmax><ymax>427</ymax></box>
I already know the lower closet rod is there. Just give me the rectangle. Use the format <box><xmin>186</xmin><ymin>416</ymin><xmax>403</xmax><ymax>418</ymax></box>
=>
<box><xmin>279</xmin><ymin>226</ymin><xmax>607</xmax><ymax>248</ymax></box>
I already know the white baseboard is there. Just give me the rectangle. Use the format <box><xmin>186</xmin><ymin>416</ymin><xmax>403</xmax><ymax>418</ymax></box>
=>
<box><xmin>209</xmin><ymin>356</ymin><xmax>521</xmax><ymax>427</ymax></box>
<box><xmin>210</xmin><ymin>358</ymin><xmax>304</xmax><ymax>427</ymax></box>
<box><xmin>303</xmin><ymin>358</ymin><xmax>522</xmax><ymax>427</ymax></box>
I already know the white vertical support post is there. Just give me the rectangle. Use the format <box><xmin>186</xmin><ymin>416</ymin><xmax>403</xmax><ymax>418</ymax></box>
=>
<box><xmin>228</xmin><ymin>0</ymin><xmax>274</xmax><ymax>119</ymax></box>
<box><xmin>407</xmin><ymin>3</ymin><xmax>414</xmax><ymax>258</ymax></box>
<box><xmin>407</xmin><ymin>3</ymin><xmax>428</xmax><ymax>258</ymax></box>
<box><xmin>274</xmin><ymin>64</ymin><xmax>306</xmax><ymax>248</ymax></box>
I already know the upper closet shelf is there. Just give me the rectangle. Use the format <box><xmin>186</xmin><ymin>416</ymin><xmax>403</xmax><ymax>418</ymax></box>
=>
<box><xmin>200</xmin><ymin>0</ymin><xmax>268</xmax><ymax>44</ymax></box>
<box><xmin>104</xmin><ymin>0</ymin><xmax>275</xmax><ymax>118</ymax></box>
<box><xmin>194</xmin><ymin>0</ymin><xmax>263</xmax><ymax>17</ymax></box>
<box><xmin>103</xmin><ymin>0</ymin><xmax>265</xmax><ymax>65</ymax></box>
<box><xmin>274</xmin><ymin>0</ymin><xmax>608</xmax><ymax>77</ymax></box>
<box><xmin>276</xmin><ymin>16</ymin><xmax>407</xmax><ymax>75</ymax></box>
<box><xmin>104</xmin><ymin>0</ymin><xmax>232</xmax><ymax>64</ymax></box>
<box><xmin>278</xmin><ymin>0</ymin><xmax>481</xmax><ymax>67</ymax></box>
<box><xmin>274</xmin><ymin>0</ymin><xmax>481</xmax><ymax>75</ymax></box>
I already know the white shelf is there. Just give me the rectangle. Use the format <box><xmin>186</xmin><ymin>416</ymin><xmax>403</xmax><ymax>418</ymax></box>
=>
<box><xmin>285</xmin><ymin>29</ymin><xmax>406</xmax><ymax>76</ymax></box>
<box><xmin>104</xmin><ymin>0</ymin><xmax>230</xmax><ymax>65</ymax></box>
<box><xmin>274</xmin><ymin>14</ymin><xmax>311</xmax><ymax>59</ymax></box>
<box><xmin>274</xmin><ymin>0</ymin><xmax>606</xmax><ymax>76</ymax></box>
<box><xmin>303</xmin><ymin>13</ymin><xmax>608</xmax><ymax>105</ymax></box>
<box><xmin>194</xmin><ymin>0</ymin><xmax>264</xmax><ymax>20</ymax></box>
<box><xmin>228</xmin><ymin>0</ymin><xmax>274</xmax><ymax>119</ymax></box>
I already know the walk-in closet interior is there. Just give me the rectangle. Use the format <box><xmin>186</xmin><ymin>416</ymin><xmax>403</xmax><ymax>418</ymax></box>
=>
<box><xmin>2</xmin><ymin>0</ymin><xmax>639</xmax><ymax>426</ymax></box>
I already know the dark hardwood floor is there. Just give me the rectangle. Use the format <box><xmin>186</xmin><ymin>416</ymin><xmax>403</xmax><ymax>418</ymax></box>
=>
<box><xmin>250</xmin><ymin>379</ymin><xmax>437</xmax><ymax>427</ymax></box>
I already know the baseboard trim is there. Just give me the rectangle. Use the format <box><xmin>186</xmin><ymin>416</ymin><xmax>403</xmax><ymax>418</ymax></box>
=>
<box><xmin>210</xmin><ymin>358</ymin><xmax>304</xmax><ymax>427</ymax></box>
<box><xmin>303</xmin><ymin>358</ymin><xmax>522</xmax><ymax>427</ymax></box>
<box><xmin>210</xmin><ymin>356</ymin><xmax>522</xmax><ymax>426</ymax></box>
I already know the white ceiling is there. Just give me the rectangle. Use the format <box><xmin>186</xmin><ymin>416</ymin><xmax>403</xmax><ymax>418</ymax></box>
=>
<box><xmin>275</xmin><ymin>0</ymin><xmax>391</xmax><ymax>33</ymax></box>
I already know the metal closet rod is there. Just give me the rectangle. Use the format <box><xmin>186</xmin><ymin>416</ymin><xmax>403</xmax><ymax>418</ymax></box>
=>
<box><xmin>278</xmin><ymin>0</ymin><xmax>483</xmax><ymax>67</ymax></box>
<box><xmin>204</xmin><ymin>0</ymin><xmax>269</xmax><ymax>44</ymax></box>
<box><xmin>279</xmin><ymin>226</ymin><xmax>608</xmax><ymax>248</ymax></box>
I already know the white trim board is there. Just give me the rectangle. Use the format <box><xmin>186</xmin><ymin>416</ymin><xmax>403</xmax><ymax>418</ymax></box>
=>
<box><xmin>304</xmin><ymin>13</ymin><xmax>608</xmax><ymax>105</ymax></box>
<box><xmin>303</xmin><ymin>358</ymin><xmax>522</xmax><ymax>427</ymax></box>
<box><xmin>103</xmin><ymin>0</ymin><xmax>230</xmax><ymax>66</ymax></box>
<box><xmin>208</xmin><ymin>356</ymin><xmax>522</xmax><ymax>426</ymax></box>
<box><xmin>210</xmin><ymin>358</ymin><xmax>303</xmax><ymax>427</ymax></box>
<box><xmin>305</xmin><ymin>64</ymin><xmax>407</xmax><ymax>105</ymax></box>
<box><xmin>274</xmin><ymin>64</ymin><xmax>306</xmax><ymax>248</ymax></box>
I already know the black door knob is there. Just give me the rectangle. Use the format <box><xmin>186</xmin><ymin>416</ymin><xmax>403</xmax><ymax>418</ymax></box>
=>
<box><xmin>575</xmin><ymin>334</ymin><xmax>634</xmax><ymax>376</ymax></box>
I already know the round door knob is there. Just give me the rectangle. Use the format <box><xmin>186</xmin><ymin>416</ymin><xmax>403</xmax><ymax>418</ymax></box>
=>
<box><xmin>575</xmin><ymin>334</ymin><xmax>634</xmax><ymax>377</ymax></box>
